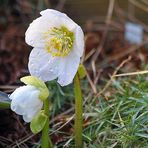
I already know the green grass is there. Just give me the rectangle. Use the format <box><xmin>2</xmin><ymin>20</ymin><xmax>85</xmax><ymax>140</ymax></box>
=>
<box><xmin>47</xmin><ymin>75</ymin><xmax>148</xmax><ymax>147</ymax></box>
<box><xmin>82</xmin><ymin>75</ymin><xmax>148</xmax><ymax>148</ymax></box>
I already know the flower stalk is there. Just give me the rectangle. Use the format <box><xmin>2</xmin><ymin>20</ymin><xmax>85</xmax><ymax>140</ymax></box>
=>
<box><xmin>74</xmin><ymin>73</ymin><xmax>83</xmax><ymax>148</ymax></box>
<box><xmin>41</xmin><ymin>98</ymin><xmax>53</xmax><ymax>148</ymax></box>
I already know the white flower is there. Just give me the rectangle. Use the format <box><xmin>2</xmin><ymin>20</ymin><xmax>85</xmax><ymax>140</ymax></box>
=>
<box><xmin>9</xmin><ymin>85</ymin><xmax>43</xmax><ymax>122</ymax></box>
<box><xmin>26</xmin><ymin>9</ymin><xmax>84</xmax><ymax>86</ymax></box>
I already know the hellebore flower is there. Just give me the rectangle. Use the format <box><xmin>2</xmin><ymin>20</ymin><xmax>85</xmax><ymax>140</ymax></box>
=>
<box><xmin>10</xmin><ymin>85</ymin><xmax>43</xmax><ymax>122</ymax></box>
<box><xmin>9</xmin><ymin>76</ymin><xmax>49</xmax><ymax>123</ymax></box>
<box><xmin>26</xmin><ymin>9</ymin><xmax>84</xmax><ymax>86</ymax></box>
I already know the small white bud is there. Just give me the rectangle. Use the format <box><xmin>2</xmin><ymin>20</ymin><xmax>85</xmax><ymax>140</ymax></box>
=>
<box><xmin>9</xmin><ymin>85</ymin><xmax>43</xmax><ymax>122</ymax></box>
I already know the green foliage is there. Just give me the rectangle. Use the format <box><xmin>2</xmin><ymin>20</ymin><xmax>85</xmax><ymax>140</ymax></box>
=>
<box><xmin>82</xmin><ymin>76</ymin><xmax>148</xmax><ymax>148</ymax></box>
<box><xmin>30</xmin><ymin>110</ymin><xmax>48</xmax><ymax>134</ymax></box>
<box><xmin>46</xmin><ymin>80</ymin><xmax>74</xmax><ymax>116</ymax></box>
<box><xmin>0</xmin><ymin>91</ymin><xmax>10</xmax><ymax>109</ymax></box>
<box><xmin>19</xmin><ymin>75</ymin><xmax>148</xmax><ymax>147</ymax></box>
<box><xmin>78</xmin><ymin>64</ymin><xmax>86</xmax><ymax>79</ymax></box>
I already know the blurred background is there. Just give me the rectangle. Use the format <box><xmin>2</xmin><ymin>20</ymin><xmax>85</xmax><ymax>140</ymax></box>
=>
<box><xmin>0</xmin><ymin>0</ymin><xmax>148</xmax><ymax>86</ymax></box>
<box><xmin>0</xmin><ymin>0</ymin><xmax>148</xmax><ymax>85</ymax></box>
<box><xmin>0</xmin><ymin>0</ymin><xmax>148</xmax><ymax>147</ymax></box>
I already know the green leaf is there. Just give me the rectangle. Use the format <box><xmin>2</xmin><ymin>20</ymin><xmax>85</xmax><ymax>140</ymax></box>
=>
<box><xmin>0</xmin><ymin>91</ymin><xmax>10</xmax><ymax>109</ymax></box>
<box><xmin>30</xmin><ymin>110</ymin><xmax>48</xmax><ymax>134</ymax></box>
<box><xmin>135</xmin><ymin>133</ymin><xmax>148</xmax><ymax>138</ymax></box>
<box><xmin>20</xmin><ymin>76</ymin><xmax>49</xmax><ymax>101</ymax></box>
<box><xmin>78</xmin><ymin>64</ymin><xmax>86</xmax><ymax>79</ymax></box>
<box><xmin>21</xmin><ymin>76</ymin><xmax>46</xmax><ymax>88</ymax></box>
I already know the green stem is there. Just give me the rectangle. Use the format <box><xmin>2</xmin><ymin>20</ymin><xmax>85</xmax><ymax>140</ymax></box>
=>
<box><xmin>74</xmin><ymin>73</ymin><xmax>83</xmax><ymax>148</ymax></box>
<box><xmin>41</xmin><ymin>99</ymin><xmax>53</xmax><ymax>148</ymax></box>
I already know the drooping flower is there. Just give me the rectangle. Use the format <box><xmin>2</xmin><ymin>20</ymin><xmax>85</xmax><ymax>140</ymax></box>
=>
<box><xmin>9</xmin><ymin>76</ymin><xmax>49</xmax><ymax>123</ymax></box>
<box><xmin>10</xmin><ymin>85</ymin><xmax>43</xmax><ymax>122</ymax></box>
<box><xmin>26</xmin><ymin>9</ymin><xmax>84</xmax><ymax>86</ymax></box>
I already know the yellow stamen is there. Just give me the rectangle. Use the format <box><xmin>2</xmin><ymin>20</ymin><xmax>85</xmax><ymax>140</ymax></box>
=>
<box><xmin>43</xmin><ymin>26</ymin><xmax>74</xmax><ymax>57</ymax></box>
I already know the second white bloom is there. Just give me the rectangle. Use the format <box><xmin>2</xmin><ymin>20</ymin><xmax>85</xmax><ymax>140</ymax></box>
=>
<box><xmin>10</xmin><ymin>85</ymin><xmax>43</xmax><ymax>122</ymax></box>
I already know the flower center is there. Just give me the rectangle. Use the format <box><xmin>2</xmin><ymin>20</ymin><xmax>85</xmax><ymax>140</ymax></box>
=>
<box><xmin>43</xmin><ymin>26</ymin><xmax>74</xmax><ymax>57</ymax></box>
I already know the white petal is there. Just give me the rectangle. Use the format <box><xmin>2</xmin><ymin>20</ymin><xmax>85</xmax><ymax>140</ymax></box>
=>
<box><xmin>23</xmin><ymin>104</ymin><xmax>42</xmax><ymax>123</ymax></box>
<box><xmin>23</xmin><ymin>114</ymin><xmax>33</xmax><ymax>123</ymax></box>
<box><xmin>10</xmin><ymin>85</ymin><xmax>43</xmax><ymax>122</ymax></box>
<box><xmin>26</xmin><ymin>9</ymin><xmax>77</xmax><ymax>48</ymax></box>
<box><xmin>28</xmin><ymin>48</ymin><xmax>61</xmax><ymax>82</ymax></box>
<box><xmin>40</xmin><ymin>9</ymin><xmax>77</xmax><ymax>31</ymax></box>
<box><xmin>57</xmin><ymin>50</ymin><xmax>80</xmax><ymax>86</ymax></box>
<box><xmin>25</xmin><ymin>16</ymin><xmax>47</xmax><ymax>47</ymax></box>
<box><xmin>22</xmin><ymin>105</ymin><xmax>42</xmax><ymax>122</ymax></box>
<box><xmin>40</xmin><ymin>9</ymin><xmax>67</xmax><ymax>18</ymax></box>
<box><xmin>73</xmin><ymin>26</ymin><xmax>85</xmax><ymax>57</ymax></box>
<box><xmin>10</xmin><ymin>86</ymin><xmax>39</xmax><ymax>114</ymax></box>
<box><xmin>40</xmin><ymin>11</ymin><xmax>84</xmax><ymax>62</ymax></box>
<box><xmin>25</xmin><ymin>15</ymin><xmax>58</xmax><ymax>48</ymax></box>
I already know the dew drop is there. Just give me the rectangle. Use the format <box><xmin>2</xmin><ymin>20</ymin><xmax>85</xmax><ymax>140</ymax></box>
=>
<box><xmin>50</xmin><ymin>69</ymin><xmax>53</xmax><ymax>72</ymax></box>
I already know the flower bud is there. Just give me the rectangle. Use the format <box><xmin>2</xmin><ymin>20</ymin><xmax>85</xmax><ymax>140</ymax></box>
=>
<box><xmin>10</xmin><ymin>85</ymin><xmax>43</xmax><ymax>122</ymax></box>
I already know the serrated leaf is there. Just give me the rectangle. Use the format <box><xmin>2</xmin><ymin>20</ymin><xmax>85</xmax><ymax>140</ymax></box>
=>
<box><xmin>30</xmin><ymin>110</ymin><xmax>48</xmax><ymax>134</ymax></box>
<box><xmin>78</xmin><ymin>64</ymin><xmax>86</xmax><ymax>79</ymax></box>
<box><xmin>20</xmin><ymin>76</ymin><xmax>49</xmax><ymax>101</ymax></box>
<box><xmin>0</xmin><ymin>91</ymin><xmax>10</xmax><ymax>109</ymax></box>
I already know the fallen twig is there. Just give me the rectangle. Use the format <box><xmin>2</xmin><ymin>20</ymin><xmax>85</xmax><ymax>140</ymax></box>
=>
<box><xmin>96</xmin><ymin>56</ymin><xmax>131</xmax><ymax>97</ymax></box>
